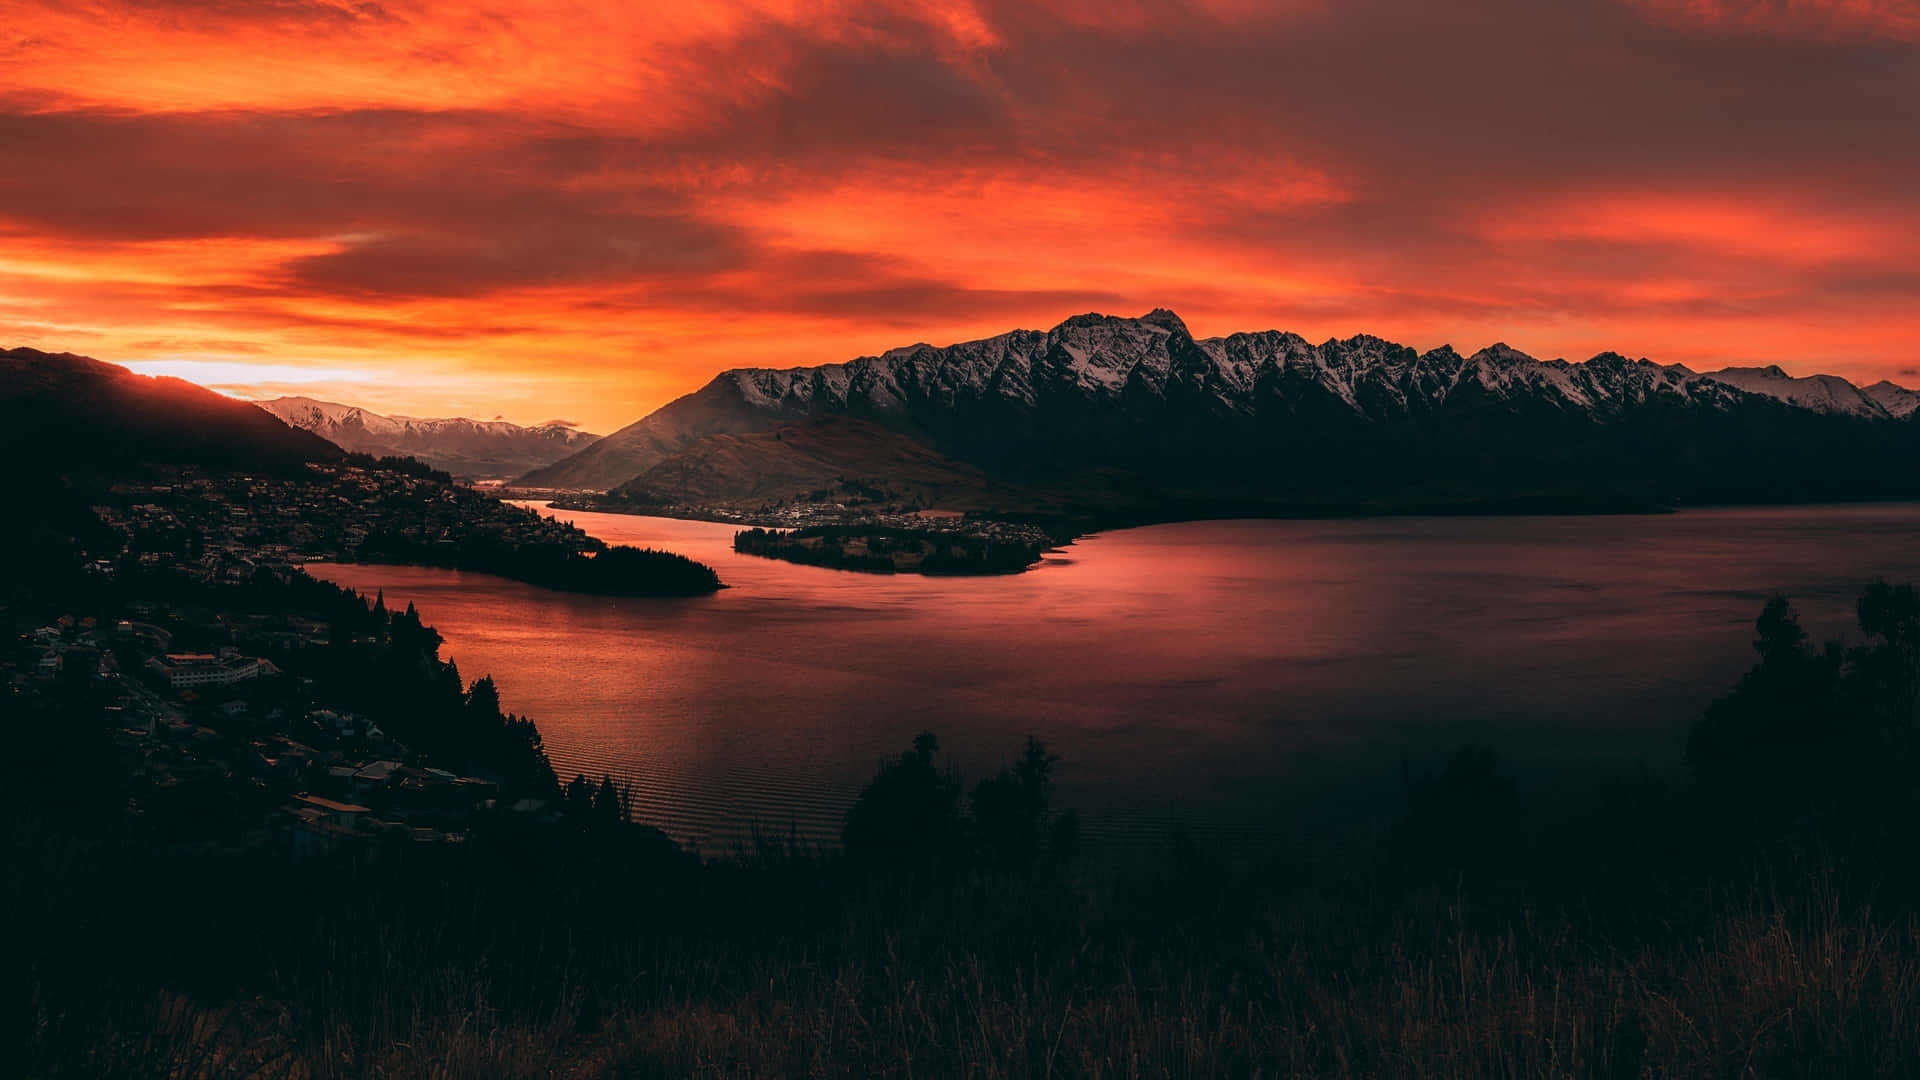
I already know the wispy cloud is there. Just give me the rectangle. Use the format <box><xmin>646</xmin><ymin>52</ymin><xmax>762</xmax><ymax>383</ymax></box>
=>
<box><xmin>1</xmin><ymin>0</ymin><xmax>1916</xmax><ymax>428</ymax></box>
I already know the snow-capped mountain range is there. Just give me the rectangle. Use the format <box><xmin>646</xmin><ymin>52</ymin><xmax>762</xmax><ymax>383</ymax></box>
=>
<box><xmin>716</xmin><ymin>312</ymin><xmax>1917</xmax><ymax>424</ymax></box>
<box><xmin>260</xmin><ymin>397</ymin><xmax>598</xmax><ymax>479</ymax></box>
<box><xmin>1701</xmin><ymin>366</ymin><xmax>1919</xmax><ymax>421</ymax></box>
<box><xmin>520</xmin><ymin>309</ymin><xmax>1919</xmax><ymax>497</ymax></box>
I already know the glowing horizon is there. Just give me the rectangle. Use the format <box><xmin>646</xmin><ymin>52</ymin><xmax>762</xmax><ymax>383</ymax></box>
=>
<box><xmin>4</xmin><ymin>0</ymin><xmax>1917</xmax><ymax>431</ymax></box>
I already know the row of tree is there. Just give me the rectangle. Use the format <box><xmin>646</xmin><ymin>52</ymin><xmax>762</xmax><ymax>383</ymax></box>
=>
<box><xmin>358</xmin><ymin>529</ymin><xmax>723</xmax><ymax>596</ymax></box>
<box><xmin>1687</xmin><ymin>582</ymin><xmax>1920</xmax><ymax>820</ymax></box>
<box><xmin>841</xmin><ymin>733</ymin><xmax>1080</xmax><ymax>872</ymax></box>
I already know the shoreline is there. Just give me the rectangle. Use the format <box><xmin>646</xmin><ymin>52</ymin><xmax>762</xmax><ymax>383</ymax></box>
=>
<box><xmin>313</xmin><ymin>551</ymin><xmax>728</xmax><ymax>597</ymax></box>
<box><xmin>511</xmin><ymin>491</ymin><xmax>1677</xmax><ymax>545</ymax></box>
<box><xmin>511</xmin><ymin>489</ymin><xmax>1920</xmax><ymax>535</ymax></box>
<box><xmin>522</xmin><ymin>488</ymin><xmax>1920</xmax><ymax>526</ymax></box>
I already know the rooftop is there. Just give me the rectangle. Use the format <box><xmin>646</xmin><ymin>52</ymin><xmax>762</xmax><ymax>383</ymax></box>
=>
<box><xmin>295</xmin><ymin>793</ymin><xmax>372</xmax><ymax>814</ymax></box>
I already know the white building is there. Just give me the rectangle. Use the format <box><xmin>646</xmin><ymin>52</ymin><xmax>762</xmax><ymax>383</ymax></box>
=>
<box><xmin>145</xmin><ymin>653</ymin><xmax>275</xmax><ymax>689</ymax></box>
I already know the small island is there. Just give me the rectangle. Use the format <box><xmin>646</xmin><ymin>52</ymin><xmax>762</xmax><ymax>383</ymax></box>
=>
<box><xmin>360</xmin><ymin>532</ymin><xmax>724</xmax><ymax>596</ymax></box>
<box><xmin>733</xmin><ymin>525</ymin><xmax>1055</xmax><ymax>576</ymax></box>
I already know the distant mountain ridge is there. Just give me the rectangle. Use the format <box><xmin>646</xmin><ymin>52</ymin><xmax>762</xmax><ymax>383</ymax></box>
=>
<box><xmin>260</xmin><ymin>396</ymin><xmax>598</xmax><ymax>479</ymax></box>
<box><xmin>519</xmin><ymin>310</ymin><xmax>1920</xmax><ymax>515</ymax></box>
<box><xmin>1700</xmin><ymin>366</ymin><xmax>1920</xmax><ymax>420</ymax></box>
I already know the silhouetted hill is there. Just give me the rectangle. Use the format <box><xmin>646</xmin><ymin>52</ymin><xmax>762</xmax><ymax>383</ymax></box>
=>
<box><xmin>259</xmin><ymin>396</ymin><xmax>599</xmax><ymax>479</ymax></box>
<box><xmin>517</xmin><ymin>373</ymin><xmax>794</xmax><ymax>489</ymax></box>
<box><xmin>521</xmin><ymin>310</ymin><xmax>1920</xmax><ymax>514</ymax></box>
<box><xmin>1</xmin><ymin>347</ymin><xmax>341</xmax><ymax>477</ymax></box>
<box><xmin>611</xmin><ymin>415</ymin><xmax>991</xmax><ymax>508</ymax></box>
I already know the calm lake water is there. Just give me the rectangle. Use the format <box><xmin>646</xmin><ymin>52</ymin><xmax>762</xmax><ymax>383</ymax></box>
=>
<box><xmin>311</xmin><ymin>503</ymin><xmax>1920</xmax><ymax>851</ymax></box>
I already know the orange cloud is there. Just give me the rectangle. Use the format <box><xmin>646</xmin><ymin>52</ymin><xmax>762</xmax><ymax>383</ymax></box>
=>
<box><xmin>1620</xmin><ymin>0</ymin><xmax>1920</xmax><ymax>41</ymax></box>
<box><xmin>0</xmin><ymin>0</ymin><xmax>1915</xmax><ymax>431</ymax></box>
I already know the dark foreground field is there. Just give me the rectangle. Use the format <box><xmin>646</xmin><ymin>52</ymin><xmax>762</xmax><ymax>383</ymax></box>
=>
<box><xmin>12</xmin><ymin>819</ymin><xmax>1920</xmax><ymax>1078</ymax></box>
<box><xmin>14</xmin><ymin>585</ymin><xmax>1920</xmax><ymax>1078</ymax></box>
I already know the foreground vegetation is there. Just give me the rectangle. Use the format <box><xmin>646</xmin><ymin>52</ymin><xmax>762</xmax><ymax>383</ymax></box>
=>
<box><xmin>14</xmin><ymin>825</ymin><xmax>1920</xmax><ymax>1079</ymax></box>
<box><xmin>13</xmin><ymin>583</ymin><xmax>1920</xmax><ymax>1076</ymax></box>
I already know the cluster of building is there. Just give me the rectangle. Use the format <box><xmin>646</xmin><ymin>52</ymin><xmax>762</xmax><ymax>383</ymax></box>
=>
<box><xmin>145</xmin><ymin>651</ymin><xmax>277</xmax><ymax>688</ymax></box>
<box><xmin>8</xmin><ymin>595</ymin><xmax>504</xmax><ymax>861</ymax></box>
<box><xmin>560</xmin><ymin>494</ymin><xmax>1060</xmax><ymax>551</ymax></box>
<box><xmin>1</xmin><ymin>459</ymin><xmax>658</xmax><ymax>865</ymax></box>
<box><xmin>86</xmin><ymin>463</ymin><xmax>597</xmax><ymax>583</ymax></box>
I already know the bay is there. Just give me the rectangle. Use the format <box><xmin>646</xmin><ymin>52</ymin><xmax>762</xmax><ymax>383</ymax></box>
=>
<box><xmin>311</xmin><ymin>502</ymin><xmax>1920</xmax><ymax>851</ymax></box>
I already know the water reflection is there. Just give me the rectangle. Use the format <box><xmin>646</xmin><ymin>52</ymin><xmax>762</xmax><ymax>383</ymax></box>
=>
<box><xmin>311</xmin><ymin>502</ymin><xmax>1920</xmax><ymax>851</ymax></box>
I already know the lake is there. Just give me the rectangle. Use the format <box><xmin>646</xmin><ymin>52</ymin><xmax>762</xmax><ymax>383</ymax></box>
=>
<box><xmin>310</xmin><ymin>503</ymin><xmax>1920</xmax><ymax>852</ymax></box>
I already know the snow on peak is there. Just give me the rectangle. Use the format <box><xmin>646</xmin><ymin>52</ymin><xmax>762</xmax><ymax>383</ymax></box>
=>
<box><xmin>686</xmin><ymin>312</ymin><xmax>1915</xmax><ymax>433</ymax></box>
<box><xmin>1705</xmin><ymin>366</ymin><xmax>1896</xmax><ymax>419</ymax></box>
<box><xmin>1864</xmin><ymin>381</ymin><xmax>1920</xmax><ymax>420</ymax></box>
<box><xmin>259</xmin><ymin>396</ymin><xmax>599</xmax><ymax>444</ymax></box>
<box><xmin>259</xmin><ymin>396</ymin><xmax>403</xmax><ymax>437</ymax></box>
<box><xmin>1139</xmin><ymin>308</ymin><xmax>1190</xmax><ymax>335</ymax></box>
<box><xmin>1471</xmin><ymin>343</ymin><xmax>1538</xmax><ymax>365</ymax></box>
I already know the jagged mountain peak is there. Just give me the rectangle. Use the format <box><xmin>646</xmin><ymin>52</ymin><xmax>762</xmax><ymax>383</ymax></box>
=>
<box><xmin>1584</xmin><ymin>350</ymin><xmax>1642</xmax><ymax>367</ymax></box>
<box><xmin>1471</xmin><ymin>342</ymin><xmax>1538</xmax><ymax>364</ymax></box>
<box><xmin>1864</xmin><ymin>381</ymin><xmax>1920</xmax><ymax>420</ymax></box>
<box><xmin>1702</xmin><ymin>364</ymin><xmax>1910</xmax><ymax>419</ymax></box>
<box><xmin>1053</xmin><ymin>309</ymin><xmax>1182</xmax><ymax>333</ymax></box>
<box><xmin>1138</xmin><ymin>307</ymin><xmax>1190</xmax><ymax>333</ymax></box>
<box><xmin>515</xmin><ymin>311</ymin><xmax>1919</xmax><ymax>491</ymax></box>
<box><xmin>1046</xmin><ymin>310</ymin><xmax>1186</xmax><ymax>356</ymax></box>
<box><xmin>1325</xmin><ymin>331</ymin><xmax>1401</xmax><ymax>349</ymax></box>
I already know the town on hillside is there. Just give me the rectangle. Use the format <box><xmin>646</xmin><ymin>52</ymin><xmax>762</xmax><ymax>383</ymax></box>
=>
<box><xmin>8</xmin><ymin>460</ymin><xmax>650</xmax><ymax>863</ymax></box>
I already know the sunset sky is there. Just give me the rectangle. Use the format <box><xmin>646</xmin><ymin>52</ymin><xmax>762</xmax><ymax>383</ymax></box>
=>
<box><xmin>3</xmin><ymin>0</ymin><xmax>1917</xmax><ymax>432</ymax></box>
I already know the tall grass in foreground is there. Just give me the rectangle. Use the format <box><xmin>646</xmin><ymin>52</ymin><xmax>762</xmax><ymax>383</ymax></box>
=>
<box><xmin>14</xmin><ymin>823</ymin><xmax>1920</xmax><ymax>1079</ymax></box>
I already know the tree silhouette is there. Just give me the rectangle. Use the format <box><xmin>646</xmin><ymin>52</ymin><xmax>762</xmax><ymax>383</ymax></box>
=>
<box><xmin>1686</xmin><ymin>596</ymin><xmax>1843</xmax><ymax>783</ymax></box>
<box><xmin>566</xmin><ymin>774</ymin><xmax>595</xmax><ymax>818</ymax></box>
<box><xmin>465</xmin><ymin>676</ymin><xmax>502</xmax><ymax>727</ymax></box>
<box><xmin>1412</xmin><ymin>744</ymin><xmax>1517</xmax><ymax>818</ymax></box>
<box><xmin>1389</xmin><ymin>743</ymin><xmax>1520</xmax><ymax>879</ymax></box>
<box><xmin>1853</xmin><ymin>582</ymin><xmax>1920</xmax><ymax>756</ymax></box>
<box><xmin>594</xmin><ymin>775</ymin><xmax>627</xmax><ymax>826</ymax></box>
<box><xmin>842</xmin><ymin>732</ymin><xmax>963</xmax><ymax>865</ymax></box>
<box><xmin>971</xmin><ymin>736</ymin><xmax>1059</xmax><ymax>869</ymax></box>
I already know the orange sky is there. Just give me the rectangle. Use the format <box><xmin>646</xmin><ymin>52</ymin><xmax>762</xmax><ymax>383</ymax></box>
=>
<box><xmin>3</xmin><ymin>0</ymin><xmax>1917</xmax><ymax>432</ymax></box>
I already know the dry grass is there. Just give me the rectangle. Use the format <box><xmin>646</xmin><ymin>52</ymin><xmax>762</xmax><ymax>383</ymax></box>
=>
<box><xmin>19</xmin><ymin>853</ymin><xmax>1920</xmax><ymax>1080</ymax></box>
